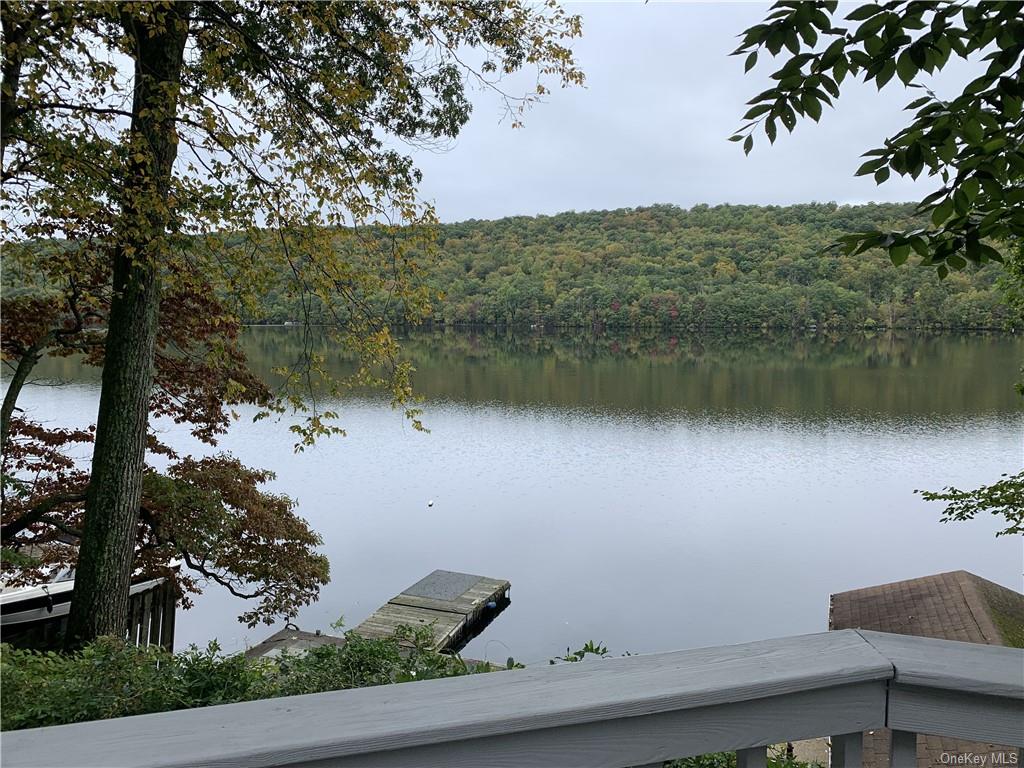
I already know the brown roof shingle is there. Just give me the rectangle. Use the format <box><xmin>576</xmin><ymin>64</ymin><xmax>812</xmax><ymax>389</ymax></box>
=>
<box><xmin>828</xmin><ymin>570</ymin><xmax>1022</xmax><ymax>768</ymax></box>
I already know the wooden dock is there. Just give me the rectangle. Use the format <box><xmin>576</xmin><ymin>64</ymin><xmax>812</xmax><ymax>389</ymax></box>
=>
<box><xmin>246</xmin><ymin>570</ymin><xmax>510</xmax><ymax>659</ymax></box>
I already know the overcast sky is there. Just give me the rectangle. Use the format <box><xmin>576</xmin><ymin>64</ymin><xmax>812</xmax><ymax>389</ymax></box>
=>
<box><xmin>411</xmin><ymin>2</ymin><xmax>978</xmax><ymax>223</ymax></box>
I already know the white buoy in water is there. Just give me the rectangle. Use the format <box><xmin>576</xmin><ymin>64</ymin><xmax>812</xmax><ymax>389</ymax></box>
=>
<box><xmin>427</xmin><ymin>500</ymin><xmax>434</xmax><ymax>507</ymax></box>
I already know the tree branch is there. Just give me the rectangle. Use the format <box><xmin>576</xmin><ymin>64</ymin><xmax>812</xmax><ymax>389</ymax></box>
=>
<box><xmin>138</xmin><ymin>505</ymin><xmax>272</xmax><ymax>600</ymax></box>
<box><xmin>0</xmin><ymin>491</ymin><xmax>87</xmax><ymax>542</ymax></box>
<box><xmin>1</xmin><ymin>341</ymin><xmax>43</xmax><ymax>452</ymax></box>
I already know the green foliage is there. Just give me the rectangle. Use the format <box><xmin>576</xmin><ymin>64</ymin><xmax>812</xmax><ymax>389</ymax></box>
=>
<box><xmin>0</xmin><ymin>0</ymin><xmax>585</xmax><ymax>442</ymax></box>
<box><xmin>139</xmin><ymin>460</ymin><xmax>330</xmax><ymax>627</ymax></box>
<box><xmin>997</xmin><ymin>244</ymin><xmax>1024</xmax><ymax>394</ymax></box>
<box><xmin>733</xmin><ymin>1</ymin><xmax>1024</xmax><ymax>274</ymax></box>
<box><xmin>0</xmin><ymin>0</ymin><xmax>583</xmax><ymax>639</ymax></box>
<box><xmin>0</xmin><ymin>546</ymin><xmax>39</xmax><ymax>569</ymax></box>
<box><xmin>0</xmin><ymin>625</ymin><xmax>487</xmax><ymax>731</ymax></box>
<box><xmin>254</xmin><ymin>202</ymin><xmax>1006</xmax><ymax>331</ymax></box>
<box><xmin>917</xmin><ymin>471</ymin><xmax>1024</xmax><ymax>538</ymax></box>
<box><xmin>272</xmin><ymin>626</ymin><xmax>485</xmax><ymax>695</ymax></box>
<box><xmin>1000</xmin><ymin>246</ymin><xmax>1024</xmax><ymax>327</ymax></box>
<box><xmin>2</xmin><ymin>638</ymin><xmax>208</xmax><ymax>730</ymax></box>
<box><xmin>668</xmin><ymin>745</ymin><xmax>823</xmax><ymax>768</ymax></box>
<box><xmin>670</xmin><ymin>753</ymin><xmax>740</xmax><ymax>768</ymax></box>
<box><xmin>6</xmin><ymin>205</ymin><xmax>1006</xmax><ymax>333</ymax></box>
<box><xmin>549</xmin><ymin>640</ymin><xmax>611</xmax><ymax>664</ymax></box>
<box><xmin>977</xmin><ymin>579</ymin><xmax>1024</xmax><ymax>650</ymax></box>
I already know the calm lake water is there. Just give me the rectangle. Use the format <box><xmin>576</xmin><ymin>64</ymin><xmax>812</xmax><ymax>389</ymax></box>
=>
<box><xmin>15</xmin><ymin>329</ymin><xmax>1024</xmax><ymax>663</ymax></box>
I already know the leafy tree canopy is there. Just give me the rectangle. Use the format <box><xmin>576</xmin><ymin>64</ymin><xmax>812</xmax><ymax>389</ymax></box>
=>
<box><xmin>0</xmin><ymin>1</ymin><xmax>582</xmax><ymax>631</ymax></box>
<box><xmin>220</xmin><ymin>203</ymin><xmax>1004</xmax><ymax>331</ymax></box>
<box><xmin>732</xmin><ymin>0</ymin><xmax>1024</xmax><ymax>276</ymax></box>
<box><xmin>918</xmin><ymin>471</ymin><xmax>1024</xmax><ymax>538</ymax></box>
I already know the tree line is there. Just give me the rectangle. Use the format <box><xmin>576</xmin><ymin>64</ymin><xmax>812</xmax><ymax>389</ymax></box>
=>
<box><xmin>244</xmin><ymin>202</ymin><xmax>1012</xmax><ymax>331</ymax></box>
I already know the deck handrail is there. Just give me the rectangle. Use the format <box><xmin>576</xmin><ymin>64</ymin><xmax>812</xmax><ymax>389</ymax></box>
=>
<box><xmin>3</xmin><ymin>629</ymin><xmax>1022</xmax><ymax>768</ymax></box>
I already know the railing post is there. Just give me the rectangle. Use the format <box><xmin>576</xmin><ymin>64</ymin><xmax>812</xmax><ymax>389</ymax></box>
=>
<box><xmin>890</xmin><ymin>730</ymin><xmax>917</xmax><ymax>768</ymax></box>
<box><xmin>831</xmin><ymin>732</ymin><xmax>863</xmax><ymax>768</ymax></box>
<box><xmin>161</xmin><ymin>582</ymin><xmax>176</xmax><ymax>651</ymax></box>
<box><xmin>738</xmin><ymin>746</ymin><xmax>768</xmax><ymax>768</ymax></box>
<box><xmin>148</xmin><ymin>584</ymin><xmax>163</xmax><ymax>647</ymax></box>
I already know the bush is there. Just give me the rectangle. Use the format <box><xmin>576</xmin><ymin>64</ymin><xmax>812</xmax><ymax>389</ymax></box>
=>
<box><xmin>0</xmin><ymin>625</ymin><xmax>485</xmax><ymax>731</ymax></box>
<box><xmin>669</xmin><ymin>746</ymin><xmax>823</xmax><ymax>768</ymax></box>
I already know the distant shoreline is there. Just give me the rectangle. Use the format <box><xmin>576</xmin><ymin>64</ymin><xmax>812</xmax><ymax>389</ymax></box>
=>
<box><xmin>241</xmin><ymin>321</ymin><xmax>1017</xmax><ymax>334</ymax></box>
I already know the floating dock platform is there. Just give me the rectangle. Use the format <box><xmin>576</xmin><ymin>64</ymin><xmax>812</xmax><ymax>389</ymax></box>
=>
<box><xmin>353</xmin><ymin>570</ymin><xmax>510</xmax><ymax>652</ymax></box>
<box><xmin>247</xmin><ymin>570</ymin><xmax>510</xmax><ymax>659</ymax></box>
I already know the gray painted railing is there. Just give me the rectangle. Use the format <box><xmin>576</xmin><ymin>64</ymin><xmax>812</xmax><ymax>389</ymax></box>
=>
<box><xmin>3</xmin><ymin>629</ymin><xmax>1022</xmax><ymax>768</ymax></box>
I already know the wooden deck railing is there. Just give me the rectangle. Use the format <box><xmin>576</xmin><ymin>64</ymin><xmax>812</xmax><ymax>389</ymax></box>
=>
<box><xmin>3</xmin><ymin>629</ymin><xmax>1022</xmax><ymax>768</ymax></box>
<box><xmin>2</xmin><ymin>573</ymin><xmax>177</xmax><ymax>652</ymax></box>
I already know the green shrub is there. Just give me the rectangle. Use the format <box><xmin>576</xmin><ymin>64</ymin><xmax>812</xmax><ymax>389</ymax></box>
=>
<box><xmin>268</xmin><ymin>625</ymin><xmax>484</xmax><ymax>697</ymax></box>
<box><xmin>0</xmin><ymin>625</ymin><xmax>484</xmax><ymax>731</ymax></box>
<box><xmin>669</xmin><ymin>752</ymin><xmax>740</xmax><ymax>768</ymax></box>
<box><xmin>669</xmin><ymin>747</ymin><xmax>823</xmax><ymax>768</ymax></box>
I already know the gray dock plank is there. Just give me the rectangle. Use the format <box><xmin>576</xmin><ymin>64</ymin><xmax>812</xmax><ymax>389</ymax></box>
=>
<box><xmin>354</xmin><ymin>604</ymin><xmax>465</xmax><ymax>648</ymax></box>
<box><xmin>401</xmin><ymin>571</ymin><xmax>484</xmax><ymax>602</ymax></box>
<box><xmin>246</xmin><ymin>571</ymin><xmax>510</xmax><ymax>659</ymax></box>
<box><xmin>352</xmin><ymin>570</ymin><xmax>509</xmax><ymax>653</ymax></box>
<box><xmin>389</xmin><ymin>577</ymin><xmax>509</xmax><ymax>616</ymax></box>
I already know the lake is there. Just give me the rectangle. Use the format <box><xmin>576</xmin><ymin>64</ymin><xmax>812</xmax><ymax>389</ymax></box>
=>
<box><xmin>15</xmin><ymin>329</ymin><xmax>1024</xmax><ymax>663</ymax></box>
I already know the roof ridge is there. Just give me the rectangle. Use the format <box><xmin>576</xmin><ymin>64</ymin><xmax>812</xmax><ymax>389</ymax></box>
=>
<box><xmin>831</xmin><ymin>569</ymin><xmax>979</xmax><ymax>597</ymax></box>
<box><xmin>951</xmin><ymin>571</ymin><xmax>1002</xmax><ymax>645</ymax></box>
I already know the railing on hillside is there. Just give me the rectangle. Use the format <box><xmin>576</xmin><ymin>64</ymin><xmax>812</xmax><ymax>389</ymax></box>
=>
<box><xmin>1</xmin><ymin>574</ymin><xmax>176</xmax><ymax>652</ymax></box>
<box><xmin>3</xmin><ymin>629</ymin><xmax>1022</xmax><ymax>768</ymax></box>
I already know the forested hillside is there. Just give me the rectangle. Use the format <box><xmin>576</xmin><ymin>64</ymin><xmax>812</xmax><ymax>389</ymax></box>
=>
<box><xmin>255</xmin><ymin>203</ymin><xmax>1011</xmax><ymax>330</ymax></box>
<box><xmin>4</xmin><ymin>203</ymin><xmax>1011</xmax><ymax>331</ymax></box>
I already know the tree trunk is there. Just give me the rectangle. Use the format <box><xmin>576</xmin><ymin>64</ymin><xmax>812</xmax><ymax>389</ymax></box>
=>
<box><xmin>0</xmin><ymin>342</ymin><xmax>41</xmax><ymax>453</ymax></box>
<box><xmin>64</xmin><ymin>4</ymin><xmax>191</xmax><ymax>649</ymax></box>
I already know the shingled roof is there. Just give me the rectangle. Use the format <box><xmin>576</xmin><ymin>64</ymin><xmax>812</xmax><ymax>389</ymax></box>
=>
<box><xmin>829</xmin><ymin>570</ymin><xmax>1023</xmax><ymax>768</ymax></box>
